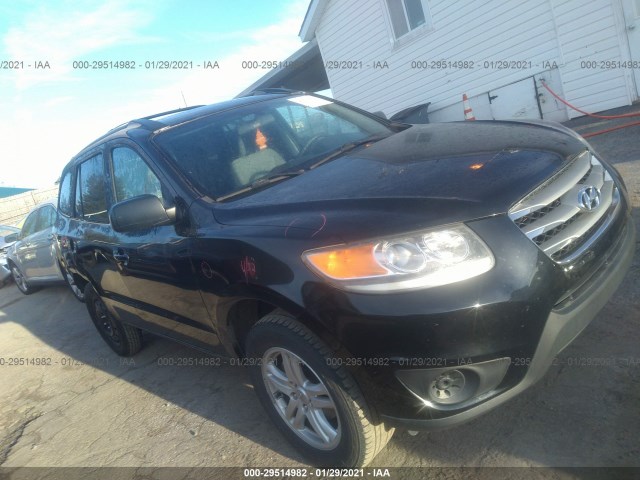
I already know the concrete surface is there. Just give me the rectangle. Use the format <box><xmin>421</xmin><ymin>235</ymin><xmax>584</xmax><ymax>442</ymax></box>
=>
<box><xmin>0</xmin><ymin>114</ymin><xmax>639</xmax><ymax>477</ymax></box>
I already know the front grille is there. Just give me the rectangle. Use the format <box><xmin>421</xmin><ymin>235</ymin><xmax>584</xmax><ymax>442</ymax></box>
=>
<box><xmin>509</xmin><ymin>150</ymin><xmax>620</xmax><ymax>263</ymax></box>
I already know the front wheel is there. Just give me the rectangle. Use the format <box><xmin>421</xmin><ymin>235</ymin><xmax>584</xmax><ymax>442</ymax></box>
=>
<box><xmin>245</xmin><ymin>313</ymin><xmax>393</xmax><ymax>467</ymax></box>
<box><xmin>10</xmin><ymin>263</ymin><xmax>39</xmax><ymax>295</ymax></box>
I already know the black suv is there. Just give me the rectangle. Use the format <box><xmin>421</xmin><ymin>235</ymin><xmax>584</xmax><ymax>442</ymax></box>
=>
<box><xmin>56</xmin><ymin>92</ymin><xmax>635</xmax><ymax>467</ymax></box>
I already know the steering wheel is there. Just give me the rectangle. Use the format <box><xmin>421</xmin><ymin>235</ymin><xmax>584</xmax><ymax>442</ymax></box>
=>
<box><xmin>300</xmin><ymin>135</ymin><xmax>328</xmax><ymax>155</ymax></box>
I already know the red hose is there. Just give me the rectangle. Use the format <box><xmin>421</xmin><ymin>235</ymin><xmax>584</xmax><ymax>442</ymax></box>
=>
<box><xmin>540</xmin><ymin>80</ymin><xmax>640</xmax><ymax>119</ymax></box>
<box><xmin>582</xmin><ymin>120</ymin><xmax>640</xmax><ymax>138</ymax></box>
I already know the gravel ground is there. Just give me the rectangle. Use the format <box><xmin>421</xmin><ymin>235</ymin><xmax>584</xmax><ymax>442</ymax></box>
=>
<box><xmin>0</xmin><ymin>108</ymin><xmax>638</xmax><ymax>480</ymax></box>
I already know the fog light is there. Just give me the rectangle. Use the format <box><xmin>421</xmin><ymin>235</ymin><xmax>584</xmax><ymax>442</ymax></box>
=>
<box><xmin>431</xmin><ymin>370</ymin><xmax>465</xmax><ymax>402</ymax></box>
<box><xmin>395</xmin><ymin>357</ymin><xmax>511</xmax><ymax>410</ymax></box>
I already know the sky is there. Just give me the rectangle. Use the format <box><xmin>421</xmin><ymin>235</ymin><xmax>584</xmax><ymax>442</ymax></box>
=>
<box><xmin>0</xmin><ymin>0</ymin><xmax>311</xmax><ymax>188</ymax></box>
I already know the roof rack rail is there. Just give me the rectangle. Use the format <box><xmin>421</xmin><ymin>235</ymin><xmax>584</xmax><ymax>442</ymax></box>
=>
<box><xmin>243</xmin><ymin>87</ymin><xmax>302</xmax><ymax>97</ymax></box>
<box><xmin>74</xmin><ymin>105</ymin><xmax>207</xmax><ymax>158</ymax></box>
<box><xmin>139</xmin><ymin>105</ymin><xmax>204</xmax><ymax>120</ymax></box>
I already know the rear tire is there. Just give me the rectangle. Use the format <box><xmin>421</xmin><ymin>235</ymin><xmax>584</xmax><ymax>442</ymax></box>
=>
<box><xmin>10</xmin><ymin>263</ymin><xmax>39</xmax><ymax>295</ymax></box>
<box><xmin>245</xmin><ymin>313</ymin><xmax>393</xmax><ymax>467</ymax></box>
<box><xmin>84</xmin><ymin>284</ymin><xmax>142</xmax><ymax>356</ymax></box>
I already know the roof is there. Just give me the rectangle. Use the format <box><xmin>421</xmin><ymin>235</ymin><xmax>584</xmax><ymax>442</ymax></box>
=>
<box><xmin>0</xmin><ymin>187</ymin><xmax>33</xmax><ymax>199</ymax></box>
<box><xmin>299</xmin><ymin>0</ymin><xmax>328</xmax><ymax>42</ymax></box>
<box><xmin>235</xmin><ymin>39</ymin><xmax>329</xmax><ymax>97</ymax></box>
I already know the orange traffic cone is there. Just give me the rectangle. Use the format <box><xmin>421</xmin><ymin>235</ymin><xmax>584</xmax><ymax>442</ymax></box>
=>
<box><xmin>463</xmin><ymin>94</ymin><xmax>476</xmax><ymax>121</ymax></box>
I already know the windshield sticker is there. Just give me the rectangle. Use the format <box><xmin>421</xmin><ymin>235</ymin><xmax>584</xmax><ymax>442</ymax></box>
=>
<box><xmin>288</xmin><ymin>95</ymin><xmax>333</xmax><ymax>108</ymax></box>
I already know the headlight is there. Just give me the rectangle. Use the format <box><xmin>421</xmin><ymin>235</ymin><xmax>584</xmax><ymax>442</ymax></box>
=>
<box><xmin>302</xmin><ymin>224</ymin><xmax>494</xmax><ymax>293</ymax></box>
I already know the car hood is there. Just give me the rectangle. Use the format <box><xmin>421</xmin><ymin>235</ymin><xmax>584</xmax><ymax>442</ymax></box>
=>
<box><xmin>212</xmin><ymin>121</ymin><xmax>587</xmax><ymax>242</ymax></box>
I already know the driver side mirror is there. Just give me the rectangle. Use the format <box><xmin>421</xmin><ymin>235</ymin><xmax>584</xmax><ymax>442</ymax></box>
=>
<box><xmin>109</xmin><ymin>194</ymin><xmax>175</xmax><ymax>233</ymax></box>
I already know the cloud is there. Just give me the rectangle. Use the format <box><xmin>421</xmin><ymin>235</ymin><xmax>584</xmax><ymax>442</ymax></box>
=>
<box><xmin>145</xmin><ymin>0</ymin><xmax>309</xmax><ymax>108</ymax></box>
<box><xmin>0</xmin><ymin>0</ymin><xmax>311</xmax><ymax>188</ymax></box>
<box><xmin>44</xmin><ymin>96</ymin><xmax>74</xmax><ymax>108</ymax></box>
<box><xmin>3</xmin><ymin>0</ymin><xmax>158</xmax><ymax>89</ymax></box>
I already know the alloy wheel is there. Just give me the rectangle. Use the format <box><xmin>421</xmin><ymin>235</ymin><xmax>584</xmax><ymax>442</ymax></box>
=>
<box><xmin>11</xmin><ymin>266</ymin><xmax>28</xmax><ymax>292</ymax></box>
<box><xmin>65</xmin><ymin>271</ymin><xmax>84</xmax><ymax>300</ymax></box>
<box><xmin>261</xmin><ymin>347</ymin><xmax>341</xmax><ymax>450</ymax></box>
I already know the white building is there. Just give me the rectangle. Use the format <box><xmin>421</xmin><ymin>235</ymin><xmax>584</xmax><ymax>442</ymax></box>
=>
<box><xmin>295</xmin><ymin>0</ymin><xmax>640</xmax><ymax>122</ymax></box>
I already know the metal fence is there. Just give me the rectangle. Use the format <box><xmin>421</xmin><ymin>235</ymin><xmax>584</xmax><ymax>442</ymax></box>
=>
<box><xmin>0</xmin><ymin>186</ymin><xmax>58</xmax><ymax>226</ymax></box>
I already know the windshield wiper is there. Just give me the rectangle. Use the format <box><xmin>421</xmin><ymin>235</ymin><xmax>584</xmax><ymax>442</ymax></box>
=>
<box><xmin>249</xmin><ymin>169</ymin><xmax>305</xmax><ymax>188</ymax></box>
<box><xmin>215</xmin><ymin>170</ymin><xmax>304</xmax><ymax>201</ymax></box>
<box><xmin>309</xmin><ymin>135</ymin><xmax>388</xmax><ymax>170</ymax></box>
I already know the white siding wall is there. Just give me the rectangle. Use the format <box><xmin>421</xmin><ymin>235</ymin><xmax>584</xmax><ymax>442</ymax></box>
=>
<box><xmin>553</xmin><ymin>0</ymin><xmax>631</xmax><ymax>116</ymax></box>
<box><xmin>314</xmin><ymin>0</ymin><xmax>632</xmax><ymax>119</ymax></box>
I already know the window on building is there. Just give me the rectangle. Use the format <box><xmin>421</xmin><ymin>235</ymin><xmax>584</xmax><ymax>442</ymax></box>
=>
<box><xmin>386</xmin><ymin>0</ymin><xmax>430</xmax><ymax>39</ymax></box>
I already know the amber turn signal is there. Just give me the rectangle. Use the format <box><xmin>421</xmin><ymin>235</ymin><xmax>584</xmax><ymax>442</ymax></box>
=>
<box><xmin>304</xmin><ymin>244</ymin><xmax>388</xmax><ymax>280</ymax></box>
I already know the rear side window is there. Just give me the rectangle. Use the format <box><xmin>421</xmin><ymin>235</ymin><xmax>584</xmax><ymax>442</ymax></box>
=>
<box><xmin>111</xmin><ymin>147</ymin><xmax>164</xmax><ymax>202</ymax></box>
<box><xmin>76</xmin><ymin>154</ymin><xmax>109</xmax><ymax>223</ymax></box>
<box><xmin>58</xmin><ymin>170</ymin><xmax>73</xmax><ymax>216</ymax></box>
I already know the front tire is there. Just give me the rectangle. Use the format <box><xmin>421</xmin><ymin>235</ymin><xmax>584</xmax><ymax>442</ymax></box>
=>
<box><xmin>245</xmin><ymin>313</ymin><xmax>393</xmax><ymax>467</ymax></box>
<box><xmin>84</xmin><ymin>284</ymin><xmax>142</xmax><ymax>356</ymax></box>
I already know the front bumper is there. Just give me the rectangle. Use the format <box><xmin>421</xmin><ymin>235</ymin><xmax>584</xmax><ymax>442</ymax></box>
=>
<box><xmin>381</xmin><ymin>217</ymin><xmax>635</xmax><ymax>429</ymax></box>
<box><xmin>0</xmin><ymin>261</ymin><xmax>11</xmax><ymax>284</ymax></box>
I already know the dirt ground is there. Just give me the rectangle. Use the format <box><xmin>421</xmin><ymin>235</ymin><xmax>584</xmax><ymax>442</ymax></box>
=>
<box><xmin>0</xmin><ymin>110</ymin><xmax>639</xmax><ymax>480</ymax></box>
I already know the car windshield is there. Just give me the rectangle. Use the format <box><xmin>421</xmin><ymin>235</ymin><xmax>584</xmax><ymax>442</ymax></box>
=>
<box><xmin>153</xmin><ymin>95</ymin><xmax>392</xmax><ymax>199</ymax></box>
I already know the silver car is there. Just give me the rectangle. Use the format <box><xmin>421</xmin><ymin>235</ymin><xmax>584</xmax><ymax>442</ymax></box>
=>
<box><xmin>0</xmin><ymin>224</ymin><xmax>20</xmax><ymax>286</ymax></box>
<box><xmin>5</xmin><ymin>200</ymin><xmax>84</xmax><ymax>300</ymax></box>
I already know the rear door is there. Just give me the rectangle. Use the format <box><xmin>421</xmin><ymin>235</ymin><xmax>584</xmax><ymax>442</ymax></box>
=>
<box><xmin>15</xmin><ymin>210</ymin><xmax>40</xmax><ymax>278</ymax></box>
<box><xmin>32</xmin><ymin>204</ymin><xmax>60</xmax><ymax>278</ymax></box>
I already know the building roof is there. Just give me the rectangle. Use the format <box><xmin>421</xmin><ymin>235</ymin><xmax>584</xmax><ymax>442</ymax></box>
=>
<box><xmin>299</xmin><ymin>0</ymin><xmax>327</xmax><ymax>42</ymax></box>
<box><xmin>0</xmin><ymin>187</ymin><xmax>33</xmax><ymax>199</ymax></box>
<box><xmin>235</xmin><ymin>38</ymin><xmax>329</xmax><ymax>97</ymax></box>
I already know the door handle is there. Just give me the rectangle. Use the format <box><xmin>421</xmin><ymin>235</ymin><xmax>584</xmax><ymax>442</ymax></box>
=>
<box><xmin>113</xmin><ymin>250</ymin><xmax>129</xmax><ymax>266</ymax></box>
<box><xmin>628</xmin><ymin>24</ymin><xmax>636</xmax><ymax>31</ymax></box>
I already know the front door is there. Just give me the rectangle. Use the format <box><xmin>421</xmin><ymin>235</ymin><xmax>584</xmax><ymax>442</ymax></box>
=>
<box><xmin>105</xmin><ymin>143</ymin><xmax>219</xmax><ymax>350</ymax></box>
<box><xmin>622</xmin><ymin>0</ymin><xmax>640</xmax><ymax>98</ymax></box>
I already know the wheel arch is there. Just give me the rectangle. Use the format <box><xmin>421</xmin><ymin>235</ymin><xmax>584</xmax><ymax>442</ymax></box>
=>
<box><xmin>219</xmin><ymin>291</ymin><xmax>345</xmax><ymax>359</ymax></box>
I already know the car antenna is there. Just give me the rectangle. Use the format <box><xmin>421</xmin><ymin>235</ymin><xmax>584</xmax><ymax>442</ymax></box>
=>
<box><xmin>180</xmin><ymin>90</ymin><xmax>188</xmax><ymax>108</ymax></box>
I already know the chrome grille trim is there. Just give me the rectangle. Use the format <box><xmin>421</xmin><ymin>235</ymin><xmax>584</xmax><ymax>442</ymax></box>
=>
<box><xmin>509</xmin><ymin>150</ymin><xmax>618</xmax><ymax>263</ymax></box>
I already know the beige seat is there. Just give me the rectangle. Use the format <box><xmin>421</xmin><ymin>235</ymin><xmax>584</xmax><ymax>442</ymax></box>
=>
<box><xmin>231</xmin><ymin>148</ymin><xmax>285</xmax><ymax>185</ymax></box>
<box><xmin>231</xmin><ymin>115</ymin><xmax>285</xmax><ymax>185</ymax></box>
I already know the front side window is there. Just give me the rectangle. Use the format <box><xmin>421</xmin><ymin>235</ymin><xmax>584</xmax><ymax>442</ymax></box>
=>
<box><xmin>386</xmin><ymin>0</ymin><xmax>429</xmax><ymax>39</ymax></box>
<box><xmin>21</xmin><ymin>211</ymin><xmax>39</xmax><ymax>238</ymax></box>
<box><xmin>37</xmin><ymin>205</ymin><xmax>57</xmax><ymax>231</ymax></box>
<box><xmin>111</xmin><ymin>147</ymin><xmax>164</xmax><ymax>203</ymax></box>
<box><xmin>76</xmin><ymin>154</ymin><xmax>109</xmax><ymax>223</ymax></box>
<box><xmin>58</xmin><ymin>170</ymin><xmax>74</xmax><ymax>217</ymax></box>
<box><xmin>154</xmin><ymin>96</ymin><xmax>391</xmax><ymax>199</ymax></box>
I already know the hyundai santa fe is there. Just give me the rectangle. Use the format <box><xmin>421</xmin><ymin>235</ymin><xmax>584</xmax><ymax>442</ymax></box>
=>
<box><xmin>55</xmin><ymin>92</ymin><xmax>636</xmax><ymax>467</ymax></box>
